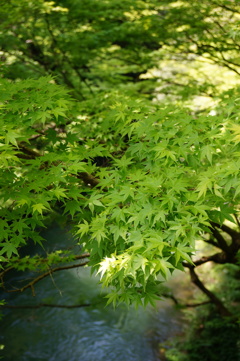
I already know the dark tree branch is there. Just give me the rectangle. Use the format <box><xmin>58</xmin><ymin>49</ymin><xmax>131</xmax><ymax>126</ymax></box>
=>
<box><xmin>0</xmin><ymin>266</ymin><xmax>14</xmax><ymax>280</ymax></box>
<box><xmin>163</xmin><ymin>292</ymin><xmax>211</xmax><ymax>308</ymax></box>
<box><xmin>189</xmin><ymin>267</ymin><xmax>232</xmax><ymax>317</ymax></box>
<box><xmin>194</xmin><ymin>252</ymin><xmax>229</xmax><ymax>265</ymax></box>
<box><xmin>2</xmin><ymin>261</ymin><xmax>89</xmax><ymax>295</ymax></box>
<box><xmin>213</xmin><ymin>20</ymin><xmax>240</xmax><ymax>50</ymax></box>
<box><xmin>210</xmin><ymin>222</ymin><xmax>240</xmax><ymax>256</ymax></box>
<box><xmin>1</xmin><ymin>252</ymin><xmax>90</xmax><ymax>274</ymax></box>
<box><xmin>45</xmin><ymin>15</ymin><xmax>92</xmax><ymax>98</ymax></box>
<box><xmin>182</xmin><ymin>251</ymin><xmax>233</xmax><ymax>268</ymax></box>
<box><xmin>73</xmin><ymin>66</ymin><xmax>95</xmax><ymax>96</ymax></box>
<box><xmin>215</xmin><ymin>58</ymin><xmax>240</xmax><ymax>76</ymax></box>
<box><xmin>0</xmin><ymin>302</ymin><xmax>94</xmax><ymax>309</ymax></box>
<box><xmin>204</xmin><ymin>237</ymin><xmax>219</xmax><ymax>248</ymax></box>
<box><xmin>234</xmin><ymin>214</ymin><xmax>240</xmax><ymax>228</ymax></box>
<box><xmin>0</xmin><ymin>253</ymin><xmax>90</xmax><ymax>279</ymax></box>
<box><xmin>18</xmin><ymin>144</ymin><xmax>42</xmax><ymax>158</ymax></box>
<box><xmin>2</xmin><ymin>50</ymin><xmax>47</xmax><ymax>76</ymax></box>
<box><xmin>186</xmin><ymin>35</ymin><xmax>240</xmax><ymax>76</ymax></box>
<box><xmin>182</xmin><ymin>221</ymin><xmax>239</xmax><ymax>317</ymax></box>
<box><xmin>162</xmin><ymin>292</ymin><xmax>180</xmax><ymax>305</ymax></box>
<box><xmin>212</xmin><ymin>2</ymin><xmax>240</xmax><ymax>14</ymax></box>
<box><xmin>216</xmin><ymin>223</ymin><xmax>240</xmax><ymax>240</ymax></box>
<box><xmin>210</xmin><ymin>224</ymin><xmax>230</xmax><ymax>253</ymax></box>
<box><xmin>15</xmin><ymin>140</ymin><xmax>101</xmax><ymax>188</ymax></box>
<box><xmin>181</xmin><ymin>300</ymin><xmax>211</xmax><ymax>308</ymax></box>
<box><xmin>77</xmin><ymin>172</ymin><xmax>100</xmax><ymax>187</ymax></box>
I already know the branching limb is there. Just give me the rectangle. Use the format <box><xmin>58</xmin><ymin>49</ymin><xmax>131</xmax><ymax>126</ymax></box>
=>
<box><xmin>183</xmin><ymin>251</ymin><xmax>235</xmax><ymax>268</ymax></box>
<box><xmin>188</xmin><ymin>267</ymin><xmax>232</xmax><ymax>317</ymax></box>
<box><xmin>0</xmin><ymin>253</ymin><xmax>90</xmax><ymax>279</ymax></box>
<box><xmin>210</xmin><ymin>224</ymin><xmax>231</xmax><ymax>253</ymax></box>
<box><xmin>181</xmin><ymin>221</ymin><xmax>239</xmax><ymax>317</ymax></box>
<box><xmin>204</xmin><ymin>237</ymin><xmax>219</xmax><ymax>248</ymax></box>
<box><xmin>234</xmin><ymin>214</ymin><xmax>240</xmax><ymax>229</ymax></box>
<box><xmin>0</xmin><ymin>302</ymin><xmax>95</xmax><ymax>309</ymax></box>
<box><xmin>15</xmin><ymin>141</ymin><xmax>101</xmax><ymax>188</ymax></box>
<box><xmin>211</xmin><ymin>1</ymin><xmax>240</xmax><ymax>14</ymax></box>
<box><xmin>216</xmin><ymin>223</ymin><xmax>240</xmax><ymax>241</ymax></box>
<box><xmin>162</xmin><ymin>292</ymin><xmax>211</xmax><ymax>308</ymax></box>
<box><xmin>2</xmin><ymin>260</ymin><xmax>89</xmax><ymax>295</ymax></box>
<box><xmin>77</xmin><ymin>172</ymin><xmax>100</xmax><ymax>187</ymax></box>
<box><xmin>18</xmin><ymin>144</ymin><xmax>42</xmax><ymax>158</ymax></box>
<box><xmin>210</xmin><ymin>222</ymin><xmax>240</xmax><ymax>255</ymax></box>
<box><xmin>180</xmin><ymin>301</ymin><xmax>211</xmax><ymax>308</ymax></box>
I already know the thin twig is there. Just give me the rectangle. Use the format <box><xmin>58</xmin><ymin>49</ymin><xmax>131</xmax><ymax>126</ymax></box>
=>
<box><xmin>163</xmin><ymin>292</ymin><xmax>211</xmax><ymax>308</ymax></box>
<box><xmin>0</xmin><ymin>302</ymin><xmax>95</xmax><ymax>309</ymax></box>
<box><xmin>0</xmin><ymin>253</ymin><xmax>90</xmax><ymax>279</ymax></box>
<box><xmin>3</xmin><ymin>261</ymin><xmax>89</xmax><ymax>295</ymax></box>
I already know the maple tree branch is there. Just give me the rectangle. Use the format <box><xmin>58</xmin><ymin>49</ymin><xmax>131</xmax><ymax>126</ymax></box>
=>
<box><xmin>210</xmin><ymin>222</ymin><xmax>240</xmax><ymax>256</ymax></box>
<box><xmin>0</xmin><ymin>266</ymin><xmax>14</xmax><ymax>281</ymax></box>
<box><xmin>213</xmin><ymin>20</ymin><xmax>240</xmax><ymax>51</ymax></box>
<box><xmin>2</xmin><ymin>260</ymin><xmax>89</xmax><ymax>295</ymax></box>
<box><xmin>189</xmin><ymin>267</ymin><xmax>232</xmax><ymax>317</ymax></box>
<box><xmin>210</xmin><ymin>224</ymin><xmax>230</xmax><ymax>253</ymax></box>
<box><xmin>183</xmin><ymin>250</ymin><xmax>236</xmax><ymax>269</ymax></box>
<box><xmin>180</xmin><ymin>300</ymin><xmax>211</xmax><ymax>308</ymax></box>
<box><xmin>77</xmin><ymin>172</ymin><xmax>100</xmax><ymax>187</ymax></box>
<box><xmin>182</xmin><ymin>246</ymin><xmax>237</xmax><ymax>316</ymax></box>
<box><xmin>18</xmin><ymin>144</ymin><xmax>42</xmax><ymax>158</ymax></box>
<box><xmin>0</xmin><ymin>253</ymin><xmax>90</xmax><ymax>279</ymax></box>
<box><xmin>211</xmin><ymin>1</ymin><xmax>240</xmax><ymax>14</ymax></box>
<box><xmin>0</xmin><ymin>302</ymin><xmax>95</xmax><ymax>309</ymax></box>
<box><xmin>163</xmin><ymin>292</ymin><xmax>211</xmax><ymax>308</ymax></box>
<box><xmin>234</xmin><ymin>214</ymin><xmax>240</xmax><ymax>228</ymax></box>
<box><xmin>204</xmin><ymin>237</ymin><xmax>219</xmax><ymax>248</ymax></box>
<box><xmin>15</xmin><ymin>140</ymin><xmax>101</xmax><ymax>188</ymax></box>
<box><xmin>29</xmin><ymin>124</ymin><xmax>69</xmax><ymax>141</ymax></box>
<box><xmin>216</xmin><ymin>223</ymin><xmax>240</xmax><ymax>240</ymax></box>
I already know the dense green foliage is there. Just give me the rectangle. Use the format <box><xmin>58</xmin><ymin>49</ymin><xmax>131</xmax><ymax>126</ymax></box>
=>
<box><xmin>167</xmin><ymin>313</ymin><xmax>240</xmax><ymax>361</ymax></box>
<box><xmin>0</xmin><ymin>0</ymin><xmax>239</xmax><ymax>320</ymax></box>
<box><xmin>1</xmin><ymin>75</ymin><xmax>239</xmax><ymax>306</ymax></box>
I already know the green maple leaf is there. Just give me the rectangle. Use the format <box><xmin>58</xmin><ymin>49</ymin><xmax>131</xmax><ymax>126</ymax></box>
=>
<box><xmin>53</xmin><ymin>188</ymin><xmax>68</xmax><ymax>200</ymax></box>
<box><xmin>5</xmin><ymin>130</ymin><xmax>21</xmax><ymax>147</ymax></box>
<box><xmin>12</xmin><ymin>220</ymin><xmax>29</xmax><ymax>233</ymax></box>
<box><xmin>32</xmin><ymin>203</ymin><xmax>48</xmax><ymax>215</ymax></box>
<box><xmin>64</xmin><ymin>200</ymin><xmax>82</xmax><ymax>218</ymax></box>
<box><xmin>76</xmin><ymin>220</ymin><xmax>89</xmax><ymax>237</ymax></box>
<box><xmin>0</xmin><ymin>242</ymin><xmax>19</xmax><ymax>258</ymax></box>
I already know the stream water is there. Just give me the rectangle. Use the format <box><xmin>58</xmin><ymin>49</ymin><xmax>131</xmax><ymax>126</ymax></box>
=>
<box><xmin>0</xmin><ymin>225</ymin><xmax>182</xmax><ymax>361</ymax></box>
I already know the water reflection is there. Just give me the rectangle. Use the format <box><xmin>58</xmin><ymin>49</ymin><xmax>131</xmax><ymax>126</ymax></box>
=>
<box><xmin>0</xmin><ymin>225</ymin><xmax>182</xmax><ymax>361</ymax></box>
